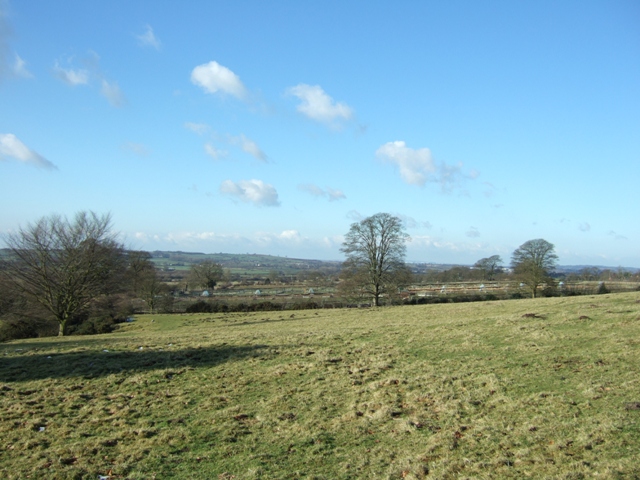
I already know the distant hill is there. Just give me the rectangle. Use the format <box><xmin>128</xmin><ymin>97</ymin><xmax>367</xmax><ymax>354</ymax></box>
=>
<box><xmin>555</xmin><ymin>265</ymin><xmax>639</xmax><ymax>274</ymax></box>
<box><xmin>148</xmin><ymin>251</ymin><xmax>342</xmax><ymax>275</ymax></box>
<box><xmin>2</xmin><ymin>249</ymin><xmax>637</xmax><ymax>274</ymax></box>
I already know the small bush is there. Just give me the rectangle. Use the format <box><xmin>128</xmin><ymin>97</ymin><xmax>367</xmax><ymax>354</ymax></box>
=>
<box><xmin>0</xmin><ymin>316</ymin><xmax>58</xmax><ymax>342</ymax></box>
<box><xmin>597</xmin><ymin>282</ymin><xmax>610</xmax><ymax>294</ymax></box>
<box><xmin>185</xmin><ymin>301</ymin><xmax>214</xmax><ymax>313</ymax></box>
<box><xmin>69</xmin><ymin>316</ymin><xmax>119</xmax><ymax>335</ymax></box>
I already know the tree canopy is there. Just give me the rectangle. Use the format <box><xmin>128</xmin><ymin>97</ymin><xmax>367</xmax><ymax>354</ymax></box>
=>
<box><xmin>474</xmin><ymin>255</ymin><xmax>503</xmax><ymax>280</ymax></box>
<box><xmin>189</xmin><ymin>259</ymin><xmax>224</xmax><ymax>291</ymax></box>
<box><xmin>511</xmin><ymin>238</ymin><xmax>558</xmax><ymax>298</ymax></box>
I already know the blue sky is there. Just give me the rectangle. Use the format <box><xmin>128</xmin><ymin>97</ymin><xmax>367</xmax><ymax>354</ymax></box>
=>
<box><xmin>1</xmin><ymin>0</ymin><xmax>639</xmax><ymax>267</ymax></box>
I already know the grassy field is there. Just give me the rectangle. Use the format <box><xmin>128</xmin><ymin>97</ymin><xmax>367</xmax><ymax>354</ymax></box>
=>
<box><xmin>1</xmin><ymin>293</ymin><xmax>639</xmax><ymax>479</ymax></box>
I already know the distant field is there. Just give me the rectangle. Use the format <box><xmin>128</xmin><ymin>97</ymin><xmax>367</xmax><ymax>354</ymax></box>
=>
<box><xmin>1</xmin><ymin>293</ymin><xmax>640</xmax><ymax>479</ymax></box>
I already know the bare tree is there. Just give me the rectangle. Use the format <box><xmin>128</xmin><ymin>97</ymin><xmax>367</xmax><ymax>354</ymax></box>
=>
<box><xmin>511</xmin><ymin>239</ymin><xmax>558</xmax><ymax>298</ymax></box>
<box><xmin>138</xmin><ymin>267</ymin><xmax>169</xmax><ymax>314</ymax></box>
<box><xmin>126</xmin><ymin>250</ymin><xmax>155</xmax><ymax>295</ymax></box>
<box><xmin>189</xmin><ymin>259</ymin><xmax>224</xmax><ymax>291</ymax></box>
<box><xmin>0</xmin><ymin>211</ymin><xmax>125</xmax><ymax>336</ymax></box>
<box><xmin>340</xmin><ymin>213</ymin><xmax>410</xmax><ymax>306</ymax></box>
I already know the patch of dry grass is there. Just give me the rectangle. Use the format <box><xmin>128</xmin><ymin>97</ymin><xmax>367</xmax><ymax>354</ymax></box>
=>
<box><xmin>1</xmin><ymin>293</ymin><xmax>640</xmax><ymax>479</ymax></box>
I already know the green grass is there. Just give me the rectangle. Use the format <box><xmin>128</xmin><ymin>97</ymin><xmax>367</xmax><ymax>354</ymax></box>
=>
<box><xmin>2</xmin><ymin>293</ymin><xmax>640</xmax><ymax>479</ymax></box>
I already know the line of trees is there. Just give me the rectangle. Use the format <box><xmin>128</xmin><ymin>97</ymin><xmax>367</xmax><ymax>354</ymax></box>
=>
<box><xmin>339</xmin><ymin>213</ymin><xmax>562</xmax><ymax>303</ymax></box>
<box><xmin>1</xmin><ymin>210</ymin><xmax>631</xmax><ymax>340</ymax></box>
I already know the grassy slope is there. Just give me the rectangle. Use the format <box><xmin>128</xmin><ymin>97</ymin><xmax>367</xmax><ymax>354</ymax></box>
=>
<box><xmin>1</xmin><ymin>293</ymin><xmax>639</xmax><ymax>479</ymax></box>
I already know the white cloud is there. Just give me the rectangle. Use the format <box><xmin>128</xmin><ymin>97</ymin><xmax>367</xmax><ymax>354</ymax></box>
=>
<box><xmin>100</xmin><ymin>79</ymin><xmax>126</xmax><ymax>107</ymax></box>
<box><xmin>376</xmin><ymin>141</ymin><xmax>468</xmax><ymax>191</ymax></box>
<box><xmin>255</xmin><ymin>229</ymin><xmax>304</xmax><ymax>246</ymax></box>
<box><xmin>12</xmin><ymin>53</ymin><xmax>32</xmax><ymax>78</ymax></box>
<box><xmin>410</xmin><ymin>235</ymin><xmax>484</xmax><ymax>253</ymax></box>
<box><xmin>132</xmin><ymin>229</ymin><xmax>321</xmax><ymax>253</ymax></box>
<box><xmin>376</xmin><ymin>141</ymin><xmax>435</xmax><ymax>185</ymax></box>
<box><xmin>0</xmin><ymin>133</ymin><xmax>57</xmax><ymax>169</ymax></box>
<box><xmin>191</xmin><ymin>61</ymin><xmax>247</xmax><ymax>99</ymax></box>
<box><xmin>220</xmin><ymin>179</ymin><xmax>280</xmax><ymax>207</ymax></box>
<box><xmin>136</xmin><ymin>25</ymin><xmax>161</xmax><ymax>50</ymax></box>
<box><xmin>299</xmin><ymin>183</ymin><xmax>346</xmax><ymax>201</ymax></box>
<box><xmin>286</xmin><ymin>84</ymin><xmax>353</xmax><ymax>125</ymax></box>
<box><xmin>204</xmin><ymin>143</ymin><xmax>227</xmax><ymax>160</ymax></box>
<box><xmin>53</xmin><ymin>61</ymin><xmax>89</xmax><ymax>85</ymax></box>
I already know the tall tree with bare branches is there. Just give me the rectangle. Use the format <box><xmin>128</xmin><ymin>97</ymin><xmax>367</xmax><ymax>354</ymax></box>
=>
<box><xmin>340</xmin><ymin>213</ymin><xmax>411</xmax><ymax>306</ymax></box>
<box><xmin>0</xmin><ymin>211</ymin><xmax>126</xmax><ymax>336</ymax></box>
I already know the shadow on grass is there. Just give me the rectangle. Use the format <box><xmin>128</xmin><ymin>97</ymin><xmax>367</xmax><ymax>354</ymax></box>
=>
<box><xmin>0</xmin><ymin>344</ymin><xmax>269</xmax><ymax>383</ymax></box>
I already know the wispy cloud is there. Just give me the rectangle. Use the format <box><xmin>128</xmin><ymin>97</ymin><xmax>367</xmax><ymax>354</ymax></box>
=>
<box><xmin>204</xmin><ymin>143</ymin><xmax>228</xmax><ymax>160</ymax></box>
<box><xmin>53</xmin><ymin>53</ymin><xmax>126</xmax><ymax>107</ymax></box>
<box><xmin>255</xmin><ymin>229</ymin><xmax>304</xmax><ymax>246</ymax></box>
<box><xmin>230</xmin><ymin>134</ymin><xmax>267</xmax><ymax>162</ymax></box>
<box><xmin>186</xmin><ymin>123</ymin><xmax>267</xmax><ymax>162</ymax></box>
<box><xmin>0</xmin><ymin>3</ymin><xmax>31</xmax><ymax>81</ymax></box>
<box><xmin>133</xmin><ymin>229</ymin><xmax>320</xmax><ymax>252</ymax></box>
<box><xmin>396</xmin><ymin>214</ymin><xmax>432</xmax><ymax>230</ymax></box>
<box><xmin>376</xmin><ymin>141</ymin><xmax>471</xmax><ymax>192</ymax></box>
<box><xmin>579</xmin><ymin>222</ymin><xmax>591</xmax><ymax>232</ymax></box>
<box><xmin>326</xmin><ymin>188</ymin><xmax>346</xmax><ymax>202</ymax></box>
<box><xmin>346</xmin><ymin>210</ymin><xmax>363</xmax><ymax>221</ymax></box>
<box><xmin>100</xmin><ymin>79</ymin><xmax>126</xmax><ymax>107</ymax></box>
<box><xmin>466</xmin><ymin>226</ymin><xmax>481</xmax><ymax>238</ymax></box>
<box><xmin>136</xmin><ymin>25</ymin><xmax>161</xmax><ymax>50</ymax></box>
<box><xmin>12</xmin><ymin>53</ymin><xmax>32</xmax><ymax>78</ymax></box>
<box><xmin>298</xmin><ymin>183</ymin><xmax>346</xmax><ymax>201</ymax></box>
<box><xmin>608</xmin><ymin>230</ymin><xmax>627</xmax><ymax>241</ymax></box>
<box><xmin>121</xmin><ymin>142</ymin><xmax>150</xmax><ymax>157</ymax></box>
<box><xmin>191</xmin><ymin>61</ymin><xmax>247</xmax><ymax>99</ymax></box>
<box><xmin>0</xmin><ymin>0</ymin><xmax>10</xmax><ymax>80</ymax></box>
<box><xmin>220</xmin><ymin>179</ymin><xmax>280</xmax><ymax>207</ymax></box>
<box><xmin>286</xmin><ymin>84</ymin><xmax>353</xmax><ymax>126</ymax></box>
<box><xmin>184</xmin><ymin>122</ymin><xmax>210</xmax><ymax>135</ymax></box>
<box><xmin>376</xmin><ymin>141</ymin><xmax>435</xmax><ymax>186</ymax></box>
<box><xmin>0</xmin><ymin>133</ymin><xmax>57</xmax><ymax>169</ymax></box>
<box><xmin>53</xmin><ymin>61</ymin><xmax>89</xmax><ymax>85</ymax></box>
<box><xmin>482</xmin><ymin>181</ymin><xmax>497</xmax><ymax>198</ymax></box>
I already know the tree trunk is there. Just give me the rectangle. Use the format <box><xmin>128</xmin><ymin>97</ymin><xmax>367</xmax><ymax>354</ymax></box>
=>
<box><xmin>58</xmin><ymin>321</ymin><xmax>65</xmax><ymax>336</ymax></box>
